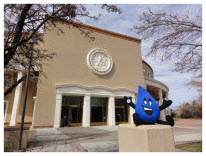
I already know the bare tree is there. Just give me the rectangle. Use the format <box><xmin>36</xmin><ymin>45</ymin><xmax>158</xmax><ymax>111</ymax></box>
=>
<box><xmin>4</xmin><ymin>4</ymin><xmax>121</xmax><ymax>96</ymax></box>
<box><xmin>132</xmin><ymin>7</ymin><xmax>202</xmax><ymax>77</ymax></box>
<box><xmin>176</xmin><ymin>99</ymin><xmax>202</xmax><ymax>118</ymax></box>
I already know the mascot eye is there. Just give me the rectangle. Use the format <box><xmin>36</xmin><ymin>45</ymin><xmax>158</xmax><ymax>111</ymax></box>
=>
<box><xmin>149</xmin><ymin>99</ymin><xmax>152</xmax><ymax>105</ymax></box>
<box><xmin>143</xmin><ymin>98</ymin><xmax>147</xmax><ymax>105</ymax></box>
<box><xmin>127</xmin><ymin>99</ymin><xmax>131</xmax><ymax>103</ymax></box>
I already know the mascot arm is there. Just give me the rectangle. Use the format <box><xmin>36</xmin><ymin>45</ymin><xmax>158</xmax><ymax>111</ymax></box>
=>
<box><xmin>124</xmin><ymin>96</ymin><xmax>136</xmax><ymax>109</ymax></box>
<box><xmin>159</xmin><ymin>100</ymin><xmax>172</xmax><ymax>111</ymax></box>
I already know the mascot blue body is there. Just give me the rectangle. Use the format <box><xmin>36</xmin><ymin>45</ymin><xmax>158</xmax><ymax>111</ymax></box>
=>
<box><xmin>135</xmin><ymin>86</ymin><xmax>160</xmax><ymax>124</ymax></box>
<box><xmin>124</xmin><ymin>86</ymin><xmax>174</xmax><ymax>126</ymax></box>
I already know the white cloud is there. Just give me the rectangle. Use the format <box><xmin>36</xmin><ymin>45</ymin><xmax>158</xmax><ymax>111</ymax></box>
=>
<box><xmin>169</xmin><ymin>86</ymin><xmax>199</xmax><ymax>110</ymax></box>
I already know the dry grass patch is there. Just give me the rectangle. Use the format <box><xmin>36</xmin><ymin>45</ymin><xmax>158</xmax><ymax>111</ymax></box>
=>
<box><xmin>175</xmin><ymin>142</ymin><xmax>202</xmax><ymax>152</ymax></box>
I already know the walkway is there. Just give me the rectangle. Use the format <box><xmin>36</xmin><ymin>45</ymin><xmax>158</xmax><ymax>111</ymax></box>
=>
<box><xmin>26</xmin><ymin>119</ymin><xmax>202</xmax><ymax>152</ymax></box>
<box><xmin>27</xmin><ymin>126</ymin><xmax>118</xmax><ymax>152</ymax></box>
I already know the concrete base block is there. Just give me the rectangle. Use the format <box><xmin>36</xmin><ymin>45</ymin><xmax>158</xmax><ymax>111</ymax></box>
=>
<box><xmin>4</xmin><ymin>126</ymin><xmax>30</xmax><ymax>152</ymax></box>
<box><xmin>118</xmin><ymin>124</ymin><xmax>175</xmax><ymax>152</ymax></box>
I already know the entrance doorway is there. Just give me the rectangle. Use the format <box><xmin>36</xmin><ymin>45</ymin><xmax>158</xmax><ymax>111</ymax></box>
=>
<box><xmin>61</xmin><ymin>96</ymin><xmax>83</xmax><ymax>127</ymax></box>
<box><xmin>91</xmin><ymin>97</ymin><xmax>108</xmax><ymax>126</ymax></box>
<box><xmin>115</xmin><ymin>98</ymin><xmax>128</xmax><ymax>125</ymax></box>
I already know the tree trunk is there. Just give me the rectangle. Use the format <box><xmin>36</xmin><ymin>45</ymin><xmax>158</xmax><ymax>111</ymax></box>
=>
<box><xmin>4</xmin><ymin>4</ymin><xmax>32</xmax><ymax>67</ymax></box>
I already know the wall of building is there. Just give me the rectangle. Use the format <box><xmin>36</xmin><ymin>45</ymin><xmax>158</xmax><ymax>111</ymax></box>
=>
<box><xmin>4</xmin><ymin>72</ymin><xmax>36</xmax><ymax>124</ymax></box>
<box><xmin>17</xmin><ymin>80</ymin><xmax>36</xmax><ymax>123</ymax></box>
<box><xmin>32</xmin><ymin>21</ymin><xmax>145</xmax><ymax>127</ymax></box>
<box><xmin>143</xmin><ymin>62</ymin><xmax>154</xmax><ymax>79</ymax></box>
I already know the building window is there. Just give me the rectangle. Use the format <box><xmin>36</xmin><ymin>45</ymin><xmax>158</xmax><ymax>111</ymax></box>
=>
<box><xmin>115</xmin><ymin>98</ymin><xmax>128</xmax><ymax>125</ymax></box>
<box><xmin>147</xmin><ymin>72</ymin><xmax>150</xmax><ymax>78</ymax></box>
<box><xmin>61</xmin><ymin>96</ymin><xmax>83</xmax><ymax>127</ymax></box>
<box><xmin>91</xmin><ymin>97</ymin><xmax>108</xmax><ymax>126</ymax></box>
<box><xmin>4</xmin><ymin>73</ymin><xmax>12</xmax><ymax>88</ymax></box>
<box><xmin>4</xmin><ymin>101</ymin><xmax>8</xmax><ymax>120</ymax></box>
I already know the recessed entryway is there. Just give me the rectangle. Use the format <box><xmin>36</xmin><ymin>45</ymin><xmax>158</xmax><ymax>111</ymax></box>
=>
<box><xmin>54</xmin><ymin>84</ymin><xmax>136</xmax><ymax>128</ymax></box>
<box><xmin>90</xmin><ymin>97</ymin><xmax>108</xmax><ymax>126</ymax></box>
<box><xmin>61</xmin><ymin>96</ymin><xmax>83</xmax><ymax>127</ymax></box>
<box><xmin>115</xmin><ymin>98</ymin><xmax>128</xmax><ymax>125</ymax></box>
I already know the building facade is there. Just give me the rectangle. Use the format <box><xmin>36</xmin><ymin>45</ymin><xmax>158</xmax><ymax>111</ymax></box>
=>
<box><xmin>4</xmin><ymin>20</ymin><xmax>170</xmax><ymax>128</ymax></box>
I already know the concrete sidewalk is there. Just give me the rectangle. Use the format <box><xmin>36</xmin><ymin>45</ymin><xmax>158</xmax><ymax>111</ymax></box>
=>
<box><xmin>26</xmin><ymin>123</ymin><xmax>202</xmax><ymax>152</ymax></box>
<box><xmin>27</xmin><ymin>126</ymin><xmax>118</xmax><ymax>152</ymax></box>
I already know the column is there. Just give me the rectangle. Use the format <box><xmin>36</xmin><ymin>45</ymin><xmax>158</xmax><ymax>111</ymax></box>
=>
<box><xmin>31</xmin><ymin>97</ymin><xmax>37</xmax><ymax>129</ymax></box>
<box><xmin>54</xmin><ymin>92</ymin><xmax>62</xmax><ymax>128</ymax></box>
<box><xmin>83</xmin><ymin>94</ymin><xmax>91</xmax><ymax>127</ymax></box>
<box><xmin>159</xmin><ymin>89</ymin><xmax>166</xmax><ymax>121</ymax></box>
<box><xmin>130</xmin><ymin>96</ymin><xmax>136</xmax><ymax>124</ymax></box>
<box><xmin>9</xmin><ymin>71</ymin><xmax>23</xmax><ymax>126</ymax></box>
<box><xmin>108</xmin><ymin>96</ymin><xmax>115</xmax><ymax>126</ymax></box>
<box><xmin>166</xmin><ymin>92</ymin><xmax>171</xmax><ymax>115</ymax></box>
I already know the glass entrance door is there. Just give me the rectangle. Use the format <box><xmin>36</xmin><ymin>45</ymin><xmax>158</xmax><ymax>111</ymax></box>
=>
<box><xmin>91</xmin><ymin>97</ymin><xmax>108</xmax><ymax>126</ymax></box>
<box><xmin>115</xmin><ymin>98</ymin><xmax>128</xmax><ymax>125</ymax></box>
<box><xmin>61</xmin><ymin>96</ymin><xmax>83</xmax><ymax>127</ymax></box>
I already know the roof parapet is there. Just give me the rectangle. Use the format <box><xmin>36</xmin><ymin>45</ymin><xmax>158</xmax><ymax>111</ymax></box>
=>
<box><xmin>50</xmin><ymin>17</ymin><xmax>141</xmax><ymax>43</ymax></box>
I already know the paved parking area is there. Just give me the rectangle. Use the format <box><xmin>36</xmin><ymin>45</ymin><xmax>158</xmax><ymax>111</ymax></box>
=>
<box><xmin>174</xmin><ymin>118</ymin><xmax>202</xmax><ymax>127</ymax></box>
<box><xmin>26</xmin><ymin>119</ymin><xmax>202</xmax><ymax>152</ymax></box>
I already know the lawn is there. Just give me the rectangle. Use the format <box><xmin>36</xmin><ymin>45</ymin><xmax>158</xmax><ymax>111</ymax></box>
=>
<box><xmin>175</xmin><ymin>142</ymin><xmax>202</xmax><ymax>152</ymax></box>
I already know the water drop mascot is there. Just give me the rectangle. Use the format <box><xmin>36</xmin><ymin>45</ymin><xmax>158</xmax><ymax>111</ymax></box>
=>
<box><xmin>124</xmin><ymin>86</ymin><xmax>174</xmax><ymax>126</ymax></box>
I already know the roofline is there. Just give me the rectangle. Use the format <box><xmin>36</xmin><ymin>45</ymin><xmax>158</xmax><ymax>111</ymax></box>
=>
<box><xmin>144</xmin><ymin>77</ymin><xmax>169</xmax><ymax>92</ymax></box>
<box><xmin>5</xmin><ymin>19</ymin><xmax>141</xmax><ymax>43</ymax></box>
<box><xmin>142</xmin><ymin>60</ymin><xmax>154</xmax><ymax>74</ymax></box>
<box><xmin>51</xmin><ymin>18</ymin><xmax>141</xmax><ymax>43</ymax></box>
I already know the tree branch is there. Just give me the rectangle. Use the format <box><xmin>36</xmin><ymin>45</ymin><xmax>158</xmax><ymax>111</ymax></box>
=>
<box><xmin>4</xmin><ymin>74</ymin><xmax>27</xmax><ymax>97</ymax></box>
<box><xmin>4</xmin><ymin>4</ymin><xmax>32</xmax><ymax>67</ymax></box>
<box><xmin>4</xmin><ymin>7</ymin><xmax>63</xmax><ymax>53</ymax></box>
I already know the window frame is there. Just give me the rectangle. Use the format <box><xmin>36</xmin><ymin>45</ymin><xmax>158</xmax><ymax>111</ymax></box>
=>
<box><xmin>4</xmin><ymin>101</ymin><xmax>9</xmax><ymax>122</ymax></box>
<box><xmin>147</xmin><ymin>71</ymin><xmax>151</xmax><ymax>78</ymax></box>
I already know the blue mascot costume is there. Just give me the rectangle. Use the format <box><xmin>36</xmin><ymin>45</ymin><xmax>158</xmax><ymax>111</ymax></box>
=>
<box><xmin>124</xmin><ymin>86</ymin><xmax>174</xmax><ymax>126</ymax></box>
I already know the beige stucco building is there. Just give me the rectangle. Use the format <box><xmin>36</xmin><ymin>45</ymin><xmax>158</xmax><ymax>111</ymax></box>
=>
<box><xmin>4</xmin><ymin>19</ymin><xmax>170</xmax><ymax>128</ymax></box>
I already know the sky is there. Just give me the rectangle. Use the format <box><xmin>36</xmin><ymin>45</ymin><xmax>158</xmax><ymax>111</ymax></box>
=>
<box><xmin>78</xmin><ymin>4</ymin><xmax>201</xmax><ymax>109</ymax></box>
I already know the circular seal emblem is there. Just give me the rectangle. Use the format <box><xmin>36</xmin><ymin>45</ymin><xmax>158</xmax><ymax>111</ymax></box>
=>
<box><xmin>87</xmin><ymin>49</ymin><xmax>113</xmax><ymax>75</ymax></box>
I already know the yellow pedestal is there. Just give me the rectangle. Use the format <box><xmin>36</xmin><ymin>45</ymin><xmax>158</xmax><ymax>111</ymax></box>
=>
<box><xmin>118</xmin><ymin>124</ymin><xmax>175</xmax><ymax>152</ymax></box>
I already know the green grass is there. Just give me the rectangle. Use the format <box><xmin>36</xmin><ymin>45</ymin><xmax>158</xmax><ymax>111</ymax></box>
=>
<box><xmin>176</xmin><ymin>142</ymin><xmax>202</xmax><ymax>152</ymax></box>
